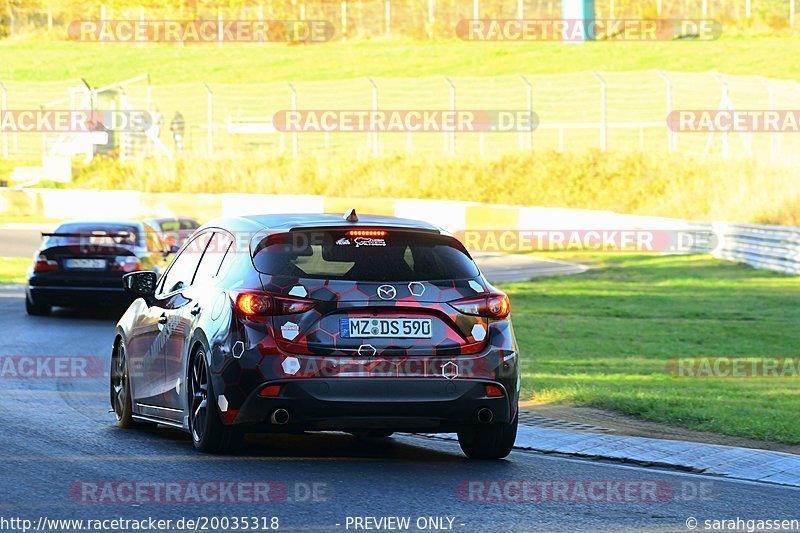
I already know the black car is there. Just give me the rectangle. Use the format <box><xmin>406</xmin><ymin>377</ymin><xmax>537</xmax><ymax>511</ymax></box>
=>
<box><xmin>26</xmin><ymin>220</ymin><xmax>176</xmax><ymax>315</ymax></box>
<box><xmin>112</xmin><ymin>211</ymin><xmax>520</xmax><ymax>458</ymax></box>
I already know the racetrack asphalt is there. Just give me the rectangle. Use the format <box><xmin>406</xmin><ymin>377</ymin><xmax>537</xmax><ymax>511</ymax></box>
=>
<box><xmin>1</xmin><ymin>286</ymin><xmax>799</xmax><ymax>532</ymax></box>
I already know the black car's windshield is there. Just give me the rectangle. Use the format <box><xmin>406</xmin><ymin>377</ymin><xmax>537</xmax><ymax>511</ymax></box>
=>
<box><xmin>253</xmin><ymin>229</ymin><xmax>479</xmax><ymax>282</ymax></box>
<box><xmin>45</xmin><ymin>223</ymin><xmax>140</xmax><ymax>247</ymax></box>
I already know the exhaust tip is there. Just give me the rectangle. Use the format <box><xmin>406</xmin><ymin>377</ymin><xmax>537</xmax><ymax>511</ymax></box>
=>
<box><xmin>477</xmin><ymin>407</ymin><xmax>494</xmax><ymax>424</ymax></box>
<box><xmin>270</xmin><ymin>408</ymin><xmax>290</xmax><ymax>425</ymax></box>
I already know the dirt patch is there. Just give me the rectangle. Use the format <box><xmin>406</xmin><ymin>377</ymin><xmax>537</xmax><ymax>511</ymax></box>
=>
<box><xmin>520</xmin><ymin>401</ymin><xmax>800</xmax><ymax>456</ymax></box>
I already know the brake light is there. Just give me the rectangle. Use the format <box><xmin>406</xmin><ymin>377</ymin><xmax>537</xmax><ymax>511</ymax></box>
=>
<box><xmin>449</xmin><ymin>292</ymin><xmax>510</xmax><ymax>319</ymax></box>
<box><xmin>233</xmin><ymin>291</ymin><xmax>317</xmax><ymax>318</ymax></box>
<box><xmin>33</xmin><ymin>254</ymin><xmax>59</xmax><ymax>272</ymax></box>
<box><xmin>347</xmin><ymin>230</ymin><xmax>387</xmax><ymax>237</ymax></box>
<box><xmin>110</xmin><ymin>256</ymin><xmax>141</xmax><ymax>272</ymax></box>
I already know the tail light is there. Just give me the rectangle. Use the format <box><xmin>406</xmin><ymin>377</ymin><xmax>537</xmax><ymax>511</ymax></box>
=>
<box><xmin>484</xmin><ymin>384</ymin><xmax>505</xmax><ymax>397</ymax></box>
<box><xmin>233</xmin><ymin>291</ymin><xmax>317</xmax><ymax>318</ymax></box>
<box><xmin>33</xmin><ymin>254</ymin><xmax>59</xmax><ymax>272</ymax></box>
<box><xmin>110</xmin><ymin>256</ymin><xmax>141</xmax><ymax>272</ymax></box>
<box><xmin>449</xmin><ymin>292</ymin><xmax>510</xmax><ymax>319</ymax></box>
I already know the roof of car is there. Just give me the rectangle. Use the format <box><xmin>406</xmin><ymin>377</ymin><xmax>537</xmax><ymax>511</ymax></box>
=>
<box><xmin>208</xmin><ymin>213</ymin><xmax>442</xmax><ymax>233</ymax></box>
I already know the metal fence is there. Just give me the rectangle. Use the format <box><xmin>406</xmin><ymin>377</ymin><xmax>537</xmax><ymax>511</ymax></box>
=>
<box><xmin>2</xmin><ymin>0</ymin><xmax>799</xmax><ymax>40</ymax></box>
<box><xmin>3</xmin><ymin>70</ymin><xmax>800</xmax><ymax>165</ymax></box>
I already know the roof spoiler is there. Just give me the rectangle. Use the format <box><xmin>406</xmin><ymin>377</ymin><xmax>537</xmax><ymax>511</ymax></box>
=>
<box><xmin>41</xmin><ymin>231</ymin><xmax>133</xmax><ymax>238</ymax></box>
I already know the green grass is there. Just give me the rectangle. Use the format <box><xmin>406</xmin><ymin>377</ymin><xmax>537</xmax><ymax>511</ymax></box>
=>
<box><xmin>2</xmin><ymin>37</ymin><xmax>800</xmax><ymax>83</ymax></box>
<box><xmin>504</xmin><ymin>253</ymin><xmax>800</xmax><ymax>443</ymax></box>
<box><xmin>0</xmin><ymin>257</ymin><xmax>30</xmax><ymax>284</ymax></box>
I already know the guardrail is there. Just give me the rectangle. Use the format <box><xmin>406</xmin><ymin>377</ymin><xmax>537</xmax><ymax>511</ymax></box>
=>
<box><xmin>710</xmin><ymin>222</ymin><xmax>800</xmax><ymax>275</ymax></box>
<box><xmin>1</xmin><ymin>188</ymin><xmax>798</xmax><ymax>275</ymax></box>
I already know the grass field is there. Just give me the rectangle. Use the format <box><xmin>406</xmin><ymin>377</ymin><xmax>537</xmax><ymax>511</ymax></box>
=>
<box><xmin>0</xmin><ymin>257</ymin><xmax>30</xmax><ymax>284</ymax></box>
<box><xmin>506</xmin><ymin>253</ymin><xmax>800</xmax><ymax>443</ymax></box>
<box><xmin>1</xmin><ymin>37</ymin><xmax>800</xmax><ymax>83</ymax></box>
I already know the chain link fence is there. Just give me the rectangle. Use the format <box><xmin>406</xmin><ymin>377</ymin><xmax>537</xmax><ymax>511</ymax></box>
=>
<box><xmin>4</xmin><ymin>70</ymin><xmax>800</xmax><ymax>165</ymax></box>
<box><xmin>2</xmin><ymin>0</ymin><xmax>798</xmax><ymax>40</ymax></box>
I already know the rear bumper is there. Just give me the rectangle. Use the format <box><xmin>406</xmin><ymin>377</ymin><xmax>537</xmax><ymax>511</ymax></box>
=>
<box><xmin>26</xmin><ymin>285</ymin><xmax>131</xmax><ymax>307</ymax></box>
<box><xmin>232</xmin><ymin>378</ymin><xmax>513</xmax><ymax>432</ymax></box>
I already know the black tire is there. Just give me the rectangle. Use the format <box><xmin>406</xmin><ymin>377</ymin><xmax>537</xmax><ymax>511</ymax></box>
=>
<box><xmin>457</xmin><ymin>412</ymin><xmax>518</xmax><ymax>459</ymax></box>
<box><xmin>25</xmin><ymin>295</ymin><xmax>51</xmax><ymax>316</ymax></box>
<box><xmin>110</xmin><ymin>339</ymin><xmax>138</xmax><ymax>428</ymax></box>
<box><xmin>188</xmin><ymin>347</ymin><xmax>242</xmax><ymax>454</ymax></box>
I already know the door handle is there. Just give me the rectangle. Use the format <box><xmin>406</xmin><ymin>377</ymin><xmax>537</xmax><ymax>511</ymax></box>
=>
<box><xmin>158</xmin><ymin>313</ymin><xmax>168</xmax><ymax>324</ymax></box>
<box><xmin>190</xmin><ymin>304</ymin><xmax>201</xmax><ymax>316</ymax></box>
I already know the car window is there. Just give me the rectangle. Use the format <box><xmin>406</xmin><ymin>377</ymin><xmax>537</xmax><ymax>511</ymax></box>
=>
<box><xmin>143</xmin><ymin>223</ymin><xmax>165</xmax><ymax>252</ymax></box>
<box><xmin>158</xmin><ymin>232</ymin><xmax>212</xmax><ymax>295</ymax></box>
<box><xmin>46</xmin><ymin>223</ymin><xmax>139</xmax><ymax>248</ymax></box>
<box><xmin>252</xmin><ymin>229</ymin><xmax>479</xmax><ymax>282</ymax></box>
<box><xmin>192</xmin><ymin>232</ymin><xmax>234</xmax><ymax>285</ymax></box>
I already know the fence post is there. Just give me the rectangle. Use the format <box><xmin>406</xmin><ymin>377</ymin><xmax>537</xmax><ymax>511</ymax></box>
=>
<box><xmin>367</xmin><ymin>77</ymin><xmax>379</xmax><ymax>157</ymax></box>
<box><xmin>517</xmin><ymin>0</ymin><xmax>523</xmax><ymax>19</ymax></box>
<box><xmin>341</xmin><ymin>1</ymin><xmax>347</xmax><ymax>42</ymax></box>
<box><xmin>702</xmin><ymin>0</ymin><xmax>708</xmax><ymax>18</ymax></box>
<box><xmin>657</xmin><ymin>0</ymin><xmax>662</xmax><ymax>16</ymax></box>
<box><xmin>100</xmin><ymin>4</ymin><xmax>107</xmax><ymax>45</ymax></box>
<box><xmin>791</xmin><ymin>0</ymin><xmax>796</xmax><ymax>26</ymax></box>
<box><xmin>520</xmin><ymin>74</ymin><xmax>533</xmax><ymax>151</ymax></box>
<box><xmin>203</xmin><ymin>83</ymin><xmax>214</xmax><ymax>157</ymax></box>
<box><xmin>758</xmin><ymin>76</ymin><xmax>778</xmax><ymax>163</ymax></box>
<box><xmin>0</xmin><ymin>82</ymin><xmax>8</xmax><ymax>159</ymax></box>
<box><xmin>745</xmin><ymin>0</ymin><xmax>751</xmax><ymax>18</ymax></box>
<box><xmin>145</xmin><ymin>74</ymin><xmax>152</xmax><ymax>110</ymax></box>
<box><xmin>217</xmin><ymin>7</ymin><xmax>223</xmax><ymax>47</ymax></box>
<box><xmin>427</xmin><ymin>0</ymin><xmax>434</xmax><ymax>38</ymax></box>
<box><xmin>656</xmin><ymin>70</ymin><xmax>675</xmax><ymax>152</ymax></box>
<box><xmin>444</xmin><ymin>76</ymin><xmax>456</xmax><ymax>154</ymax></box>
<box><xmin>288</xmin><ymin>82</ymin><xmax>298</xmax><ymax>157</ymax></box>
<box><xmin>591</xmin><ymin>71</ymin><xmax>607</xmax><ymax>151</ymax></box>
<box><xmin>473</xmin><ymin>0</ymin><xmax>479</xmax><ymax>20</ymax></box>
<box><xmin>385</xmin><ymin>0</ymin><xmax>391</xmax><ymax>38</ymax></box>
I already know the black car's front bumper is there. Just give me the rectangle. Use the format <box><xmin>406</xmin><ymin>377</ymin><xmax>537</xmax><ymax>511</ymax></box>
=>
<box><xmin>232</xmin><ymin>378</ymin><xmax>513</xmax><ymax>432</ymax></box>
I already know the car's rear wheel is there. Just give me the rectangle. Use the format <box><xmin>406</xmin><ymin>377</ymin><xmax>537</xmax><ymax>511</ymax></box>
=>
<box><xmin>457</xmin><ymin>412</ymin><xmax>518</xmax><ymax>459</ymax></box>
<box><xmin>25</xmin><ymin>295</ymin><xmax>51</xmax><ymax>316</ymax></box>
<box><xmin>188</xmin><ymin>347</ymin><xmax>242</xmax><ymax>453</ymax></box>
<box><xmin>110</xmin><ymin>340</ymin><xmax>137</xmax><ymax>428</ymax></box>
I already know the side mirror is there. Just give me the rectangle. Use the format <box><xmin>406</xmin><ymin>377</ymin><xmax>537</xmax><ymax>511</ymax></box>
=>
<box><xmin>123</xmin><ymin>271</ymin><xmax>158</xmax><ymax>298</ymax></box>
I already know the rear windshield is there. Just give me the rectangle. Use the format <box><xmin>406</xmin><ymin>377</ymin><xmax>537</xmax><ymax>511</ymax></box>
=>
<box><xmin>252</xmin><ymin>229</ymin><xmax>479</xmax><ymax>282</ymax></box>
<box><xmin>45</xmin><ymin>223</ymin><xmax>140</xmax><ymax>247</ymax></box>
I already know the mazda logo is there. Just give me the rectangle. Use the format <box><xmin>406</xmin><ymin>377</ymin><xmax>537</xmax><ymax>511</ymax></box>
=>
<box><xmin>376</xmin><ymin>285</ymin><xmax>396</xmax><ymax>300</ymax></box>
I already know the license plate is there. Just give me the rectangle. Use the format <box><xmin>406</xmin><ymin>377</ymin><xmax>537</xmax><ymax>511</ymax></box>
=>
<box><xmin>341</xmin><ymin>318</ymin><xmax>432</xmax><ymax>339</ymax></box>
<box><xmin>64</xmin><ymin>258</ymin><xmax>106</xmax><ymax>270</ymax></box>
